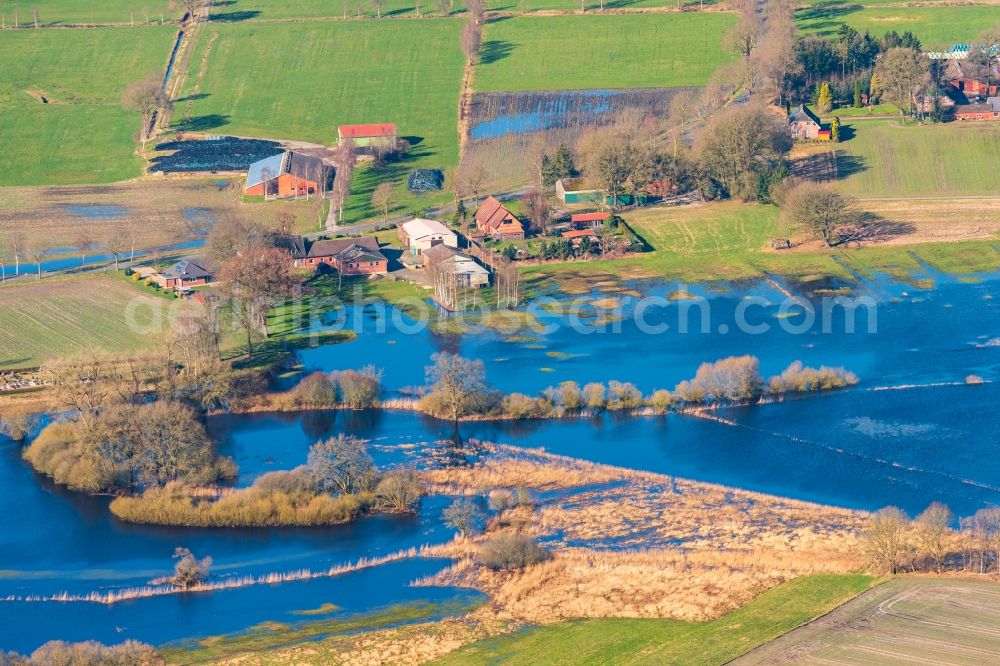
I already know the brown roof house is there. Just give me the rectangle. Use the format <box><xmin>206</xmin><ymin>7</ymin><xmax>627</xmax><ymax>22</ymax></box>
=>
<box><xmin>154</xmin><ymin>259</ymin><xmax>211</xmax><ymax>290</ymax></box>
<box><xmin>297</xmin><ymin>237</ymin><xmax>388</xmax><ymax>275</ymax></box>
<box><xmin>474</xmin><ymin>196</ymin><xmax>525</xmax><ymax>241</ymax></box>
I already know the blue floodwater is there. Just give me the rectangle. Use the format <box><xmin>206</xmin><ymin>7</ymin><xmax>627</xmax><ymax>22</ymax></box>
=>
<box><xmin>299</xmin><ymin>275</ymin><xmax>1000</xmax><ymax>395</ymax></box>
<box><xmin>0</xmin><ymin>238</ymin><xmax>205</xmax><ymax>274</ymax></box>
<box><xmin>2</xmin><ymin>273</ymin><xmax>999</xmax><ymax>651</ymax></box>
<box><xmin>470</xmin><ymin>90</ymin><xmax>620</xmax><ymax>140</ymax></box>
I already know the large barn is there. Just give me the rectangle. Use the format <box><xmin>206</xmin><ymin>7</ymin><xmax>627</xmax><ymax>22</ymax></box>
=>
<box><xmin>337</xmin><ymin>123</ymin><xmax>397</xmax><ymax>149</ymax></box>
<box><xmin>245</xmin><ymin>151</ymin><xmax>331</xmax><ymax>198</ymax></box>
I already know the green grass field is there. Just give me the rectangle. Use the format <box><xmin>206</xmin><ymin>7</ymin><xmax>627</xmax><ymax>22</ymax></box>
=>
<box><xmin>736</xmin><ymin>578</ymin><xmax>1000</xmax><ymax>665</ymax></box>
<box><xmin>0</xmin><ymin>275</ymin><xmax>169</xmax><ymax>369</ymax></box>
<box><xmin>474</xmin><ymin>13</ymin><xmax>737</xmax><ymax>92</ymax></box>
<box><xmin>212</xmin><ymin>0</ymin><xmax>710</xmax><ymax>21</ymax></box>
<box><xmin>834</xmin><ymin>120</ymin><xmax>1000</xmax><ymax>197</ymax></box>
<box><xmin>434</xmin><ymin>574</ymin><xmax>875</xmax><ymax>665</ymax></box>
<box><xmin>0</xmin><ymin>25</ymin><xmax>176</xmax><ymax>185</ymax></box>
<box><xmin>179</xmin><ymin>19</ymin><xmax>464</xmax><ymax>220</ymax></box>
<box><xmin>797</xmin><ymin>5</ymin><xmax>995</xmax><ymax>49</ymax></box>
<box><xmin>0</xmin><ymin>0</ymin><xmax>178</xmax><ymax>25</ymax></box>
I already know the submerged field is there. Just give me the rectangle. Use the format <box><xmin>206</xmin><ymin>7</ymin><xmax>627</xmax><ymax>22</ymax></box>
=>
<box><xmin>797</xmin><ymin>5</ymin><xmax>994</xmax><ymax>48</ymax></box>
<box><xmin>833</xmin><ymin>121</ymin><xmax>1000</xmax><ymax>197</ymax></box>
<box><xmin>474</xmin><ymin>13</ymin><xmax>737</xmax><ymax>92</ymax></box>
<box><xmin>435</xmin><ymin>574</ymin><xmax>875</xmax><ymax>665</ymax></box>
<box><xmin>0</xmin><ymin>25</ymin><xmax>176</xmax><ymax>185</ymax></box>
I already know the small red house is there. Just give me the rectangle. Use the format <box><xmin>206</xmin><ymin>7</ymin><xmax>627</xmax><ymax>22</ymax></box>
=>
<box><xmin>474</xmin><ymin>196</ymin><xmax>525</xmax><ymax>241</ymax></box>
<box><xmin>298</xmin><ymin>237</ymin><xmax>388</xmax><ymax>275</ymax></box>
<box><xmin>570</xmin><ymin>212</ymin><xmax>611</xmax><ymax>230</ymax></box>
<box><xmin>245</xmin><ymin>152</ymin><xmax>330</xmax><ymax>198</ymax></box>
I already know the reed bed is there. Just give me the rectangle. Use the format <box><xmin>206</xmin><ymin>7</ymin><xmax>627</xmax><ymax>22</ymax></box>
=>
<box><xmin>1</xmin><ymin>547</ymin><xmax>427</xmax><ymax>606</ymax></box>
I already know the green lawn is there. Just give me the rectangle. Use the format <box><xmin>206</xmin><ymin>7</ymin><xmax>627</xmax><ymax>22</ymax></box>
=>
<box><xmin>833</xmin><ymin>120</ymin><xmax>1000</xmax><ymax>197</ymax></box>
<box><xmin>0</xmin><ymin>0</ymin><xmax>179</xmax><ymax>25</ymax></box>
<box><xmin>434</xmin><ymin>574</ymin><xmax>876</xmax><ymax>665</ymax></box>
<box><xmin>179</xmin><ymin>20</ymin><xmax>464</xmax><ymax>221</ymax></box>
<box><xmin>474</xmin><ymin>13</ymin><xmax>738</xmax><ymax>92</ymax></box>
<box><xmin>797</xmin><ymin>5</ymin><xmax>995</xmax><ymax>49</ymax></box>
<box><xmin>0</xmin><ymin>26</ymin><xmax>176</xmax><ymax>185</ymax></box>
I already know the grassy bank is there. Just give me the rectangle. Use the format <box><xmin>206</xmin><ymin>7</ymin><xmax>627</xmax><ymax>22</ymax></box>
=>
<box><xmin>0</xmin><ymin>0</ymin><xmax>180</xmax><ymax>24</ymax></box>
<box><xmin>434</xmin><ymin>574</ymin><xmax>876</xmax><ymax>665</ymax></box>
<box><xmin>475</xmin><ymin>13</ymin><xmax>737</xmax><ymax>92</ymax></box>
<box><xmin>520</xmin><ymin>201</ymin><xmax>1000</xmax><ymax>292</ymax></box>
<box><xmin>0</xmin><ymin>25</ymin><xmax>177</xmax><ymax>185</ymax></box>
<box><xmin>162</xmin><ymin>600</ymin><xmax>480</xmax><ymax>665</ymax></box>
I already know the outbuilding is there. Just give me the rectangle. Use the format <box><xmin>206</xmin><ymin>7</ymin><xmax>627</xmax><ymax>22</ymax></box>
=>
<box><xmin>337</xmin><ymin>123</ymin><xmax>397</xmax><ymax>148</ymax></box>
<box><xmin>245</xmin><ymin>151</ymin><xmax>330</xmax><ymax>198</ymax></box>
<box><xmin>399</xmin><ymin>218</ymin><xmax>458</xmax><ymax>255</ymax></box>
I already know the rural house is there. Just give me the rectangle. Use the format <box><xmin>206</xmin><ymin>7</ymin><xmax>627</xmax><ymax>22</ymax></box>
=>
<box><xmin>943</xmin><ymin>59</ymin><xmax>1000</xmax><ymax>99</ymax></box>
<box><xmin>474</xmin><ymin>196</ymin><xmax>525</xmax><ymax>241</ymax></box>
<box><xmin>788</xmin><ymin>105</ymin><xmax>824</xmax><ymax>141</ymax></box>
<box><xmin>245</xmin><ymin>151</ymin><xmax>331</xmax><ymax>198</ymax></box>
<box><xmin>953</xmin><ymin>97</ymin><xmax>1000</xmax><ymax>121</ymax></box>
<box><xmin>297</xmin><ymin>237</ymin><xmax>388</xmax><ymax>275</ymax></box>
<box><xmin>422</xmin><ymin>245</ymin><xmax>490</xmax><ymax>288</ymax></box>
<box><xmin>570</xmin><ymin>212</ymin><xmax>611</xmax><ymax>229</ymax></box>
<box><xmin>155</xmin><ymin>259</ymin><xmax>211</xmax><ymax>290</ymax></box>
<box><xmin>399</xmin><ymin>218</ymin><xmax>458</xmax><ymax>255</ymax></box>
<box><xmin>337</xmin><ymin>123</ymin><xmax>397</xmax><ymax>149</ymax></box>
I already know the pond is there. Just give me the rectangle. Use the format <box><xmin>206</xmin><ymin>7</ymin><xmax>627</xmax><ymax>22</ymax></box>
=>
<box><xmin>2</xmin><ymin>272</ymin><xmax>998</xmax><ymax>652</ymax></box>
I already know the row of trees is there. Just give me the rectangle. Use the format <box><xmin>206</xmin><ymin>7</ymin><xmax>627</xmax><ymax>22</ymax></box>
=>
<box><xmin>416</xmin><ymin>352</ymin><xmax>857</xmax><ymax>422</ymax></box>
<box><xmin>863</xmin><ymin>503</ymin><xmax>1000</xmax><ymax>575</ymax></box>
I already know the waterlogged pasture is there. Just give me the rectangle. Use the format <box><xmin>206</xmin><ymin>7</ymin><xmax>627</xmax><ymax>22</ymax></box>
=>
<box><xmin>465</xmin><ymin>88</ymin><xmax>696</xmax><ymax>190</ymax></box>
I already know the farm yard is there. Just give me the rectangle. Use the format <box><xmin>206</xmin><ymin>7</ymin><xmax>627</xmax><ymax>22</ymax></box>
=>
<box><xmin>0</xmin><ymin>25</ymin><xmax>177</xmax><ymax>185</ymax></box>
<box><xmin>176</xmin><ymin>19</ymin><xmax>465</xmax><ymax>221</ymax></box>
<box><xmin>474</xmin><ymin>14</ymin><xmax>737</xmax><ymax>92</ymax></box>
<box><xmin>0</xmin><ymin>275</ymin><xmax>176</xmax><ymax>369</ymax></box>
<box><xmin>735</xmin><ymin>578</ymin><xmax>1000</xmax><ymax>665</ymax></box>
<box><xmin>832</xmin><ymin>121</ymin><xmax>1000</xmax><ymax>198</ymax></box>
<box><xmin>796</xmin><ymin>4</ymin><xmax>997</xmax><ymax>49</ymax></box>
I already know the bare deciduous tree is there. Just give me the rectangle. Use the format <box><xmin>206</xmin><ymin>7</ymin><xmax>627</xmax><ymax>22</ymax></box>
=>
<box><xmin>460</xmin><ymin>19</ymin><xmax>482</xmax><ymax>66</ymax></box>
<box><xmin>862</xmin><ymin>506</ymin><xmax>910</xmax><ymax>574</ymax></box>
<box><xmin>781</xmin><ymin>181</ymin><xmax>861</xmax><ymax>247</ymax></box>
<box><xmin>915</xmin><ymin>502</ymin><xmax>954</xmax><ymax>573</ymax></box>
<box><xmin>122</xmin><ymin>70</ymin><xmax>172</xmax><ymax>143</ymax></box>
<box><xmin>370</xmin><ymin>181</ymin><xmax>395</xmax><ymax>224</ymax></box>
<box><xmin>875</xmin><ymin>47</ymin><xmax>930</xmax><ymax>117</ymax></box>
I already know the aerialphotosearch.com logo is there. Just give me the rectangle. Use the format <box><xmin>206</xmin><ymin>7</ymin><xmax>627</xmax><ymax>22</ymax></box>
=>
<box><xmin>121</xmin><ymin>284</ymin><xmax>879</xmax><ymax>343</ymax></box>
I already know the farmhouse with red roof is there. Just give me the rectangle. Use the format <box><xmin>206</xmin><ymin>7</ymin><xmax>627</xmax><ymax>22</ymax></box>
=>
<box><xmin>474</xmin><ymin>196</ymin><xmax>525</xmax><ymax>241</ymax></box>
<box><xmin>337</xmin><ymin>123</ymin><xmax>397</xmax><ymax>149</ymax></box>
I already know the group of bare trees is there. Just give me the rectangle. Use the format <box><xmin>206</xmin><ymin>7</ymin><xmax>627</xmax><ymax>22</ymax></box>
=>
<box><xmin>863</xmin><ymin>503</ymin><xmax>1000</xmax><ymax>575</ymax></box>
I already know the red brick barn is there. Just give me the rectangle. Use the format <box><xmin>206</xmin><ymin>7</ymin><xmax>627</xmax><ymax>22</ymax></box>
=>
<box><xmin>245</xmin><ymin>152</ymin><xmax>331</xmax><ymax>198</ymax></box>
<box><xmin>474</xmin><ymin>196</ymin><xmax>525</xmax><ymax>241</ymax></box>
